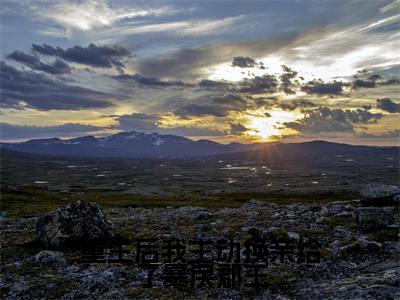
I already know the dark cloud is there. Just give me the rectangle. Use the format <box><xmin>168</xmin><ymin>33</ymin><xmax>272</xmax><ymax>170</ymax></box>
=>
<box><xmin>115</xmin><ymin>113</ymin><xmax>160</xmax><ymax>131</ymax></box>
<box><xmin>279</xmin><ymin>65</ymin><xmax>299</xmax><ymax>94</ymax></box>
<box><xmin>112</xmin><ymin>73</ymin><xmax>191</xmax><ymax>88</ymax></box>
<box><xmin>232</xmin><ymin>56</ymin><xmax>256</xmax><ymax>68</ymax></box>
<box><xmin>0</xmin><ymin>122</ymin><xmax>106</xmax><ymax>140</ymax></box>
<box><xmin>284</xmin><ymin>107</ymin><xmax>383</xmax><ymax>134</ymax></box>
<box><xmin>280</xmin><ymin>99</ymin><xmax>316</xmax><ymax>111</ymax></box>
<box><xmin>7</xmin><ymin>51</ymin><xmax>71</xmax><ymax>75</ymax></box>
<box><xmin>32</xmin><ymin>43</ymin><xmax>130</xmax><ymax>69</ymax></box>
<box><xmin>174</xmin><ymin>94</ymin><xmax>253</xmax><ymax>118</ymax></box>
<box><xmin>174</xmin><ymin>103</ymin><xmax>230</xmax><ymax>117</ymax></box>
<box><xmin>301</xmin><ymin>80</ymin><xmax>345</xmax><ymax>95</ymax></box>
<box><xmin>228</xmin><ymin>122</ymin><xmax>248</xmax><ymax>134</ymax></box>
<box><xmin>198</xmin><ymin>79</ymin><xmax>233</xmax><ymax>91</ymax></box>
<box><xmin>376</xmin><ymin>98</ymin><xmax>400</xmax><ymax>113</ymax></box>
<box><xmin>352</xmin><ymin>74</ymin><xmax>400</xmax><ymax>89</ymax></box>
<box><xmin>239</xmin><ymin>74</ymin><xmax>278</xmax><ymax>94</ymax></box>
<box><xmin>0</xmin><ymin>61</ymin><xmax>115</xmax><ymax>110</ymax></box>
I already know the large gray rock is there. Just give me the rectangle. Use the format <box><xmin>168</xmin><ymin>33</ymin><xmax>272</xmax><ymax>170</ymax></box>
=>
<box><xmin>356</xmin><ymin>207</ymin><xmax>395</xmax><ymax>229</ymax></box>
<box><xmin>36</xmin><ymin>201</ymin><xmax>114</xmax><ymax>247</ymax></box>
<box><xmin>34</xmin><ymin>250</ymin><xmax>66</xmax><ymax>264</ymax></box>
<box><xmin>360</xmin><ymin>184</ymin><xmax>400</xmax><ymax>206</ymax></box>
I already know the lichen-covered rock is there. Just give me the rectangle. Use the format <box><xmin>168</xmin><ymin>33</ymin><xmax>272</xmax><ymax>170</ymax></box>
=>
<box><xmin>360</xmin><ymin>184</ymin><xmax>400</xmax><ymax>206</ymax></box>
<box><xmin>356</xmin><ymin>207</ymin><xmax>395</xmax><ymax>229</ymax></box>
<box><xmin>36</xmin><ymin>201</ymin><xmax>114</xmax><ymax>247</ymax></box>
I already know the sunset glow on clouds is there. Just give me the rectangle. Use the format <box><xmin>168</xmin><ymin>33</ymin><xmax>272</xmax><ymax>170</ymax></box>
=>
<box><xmin>0</xmin><ymin>0</ymin><xmax>399</xmax><ymax>145</ymax></box>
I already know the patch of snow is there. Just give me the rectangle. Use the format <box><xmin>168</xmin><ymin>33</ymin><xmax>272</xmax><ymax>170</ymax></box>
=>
<box><xmin>153</xmin><ymin>137</ymin><xmax>165</xmax><ymax>147</ymax></box>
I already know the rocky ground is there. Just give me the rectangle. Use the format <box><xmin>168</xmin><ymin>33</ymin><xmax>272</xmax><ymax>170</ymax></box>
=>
<box><xmin>0</xmin><ymin>184</ymin><xmax>399</xmax><ymax>299</ymax></box>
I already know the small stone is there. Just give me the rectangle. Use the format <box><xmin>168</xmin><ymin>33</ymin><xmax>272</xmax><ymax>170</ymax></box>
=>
<box><xmin>316</xmin><ymin>217</ymin><xmax>330</xmax><ymax>224</ymax></box>
<box><xmin>287</xmin><ymin>231</ymin><xmax>300</xmax><ymax>242</ymax></box>
<box><xmin>242</xmin><ymin>199</ymin><xmax>278</xmax><ymax>209</ymax></box>
<box><xmin>320</xmin><ymin>207</ymin><xmax>329</xmax><ymax>216</ymax></box>
<box><xmin>328</xmin><ymin>205</ymin><xmax>343</xmax><ymax>214</ymax></box>
<box><xmin>335</xmin><ymin>211</ymin><xmax>353</xmax><ymax>218</ymax></box>
<box><xmin>262</xmin><ymin>227</ymin><xmax>288</xmax><ymax>240</ymax></box>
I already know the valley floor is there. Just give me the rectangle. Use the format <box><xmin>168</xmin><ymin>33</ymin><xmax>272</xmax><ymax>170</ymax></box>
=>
<box><xmin>1</xmin><ymin>198</ymin><xmax>399</xmax><ymax>299</ymax></box>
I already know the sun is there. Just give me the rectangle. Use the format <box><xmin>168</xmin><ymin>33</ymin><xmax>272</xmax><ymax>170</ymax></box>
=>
<box><xmin>250</xmin><ymin>117</ymin><xmax>280</xmax><ymax>140</ymax></box>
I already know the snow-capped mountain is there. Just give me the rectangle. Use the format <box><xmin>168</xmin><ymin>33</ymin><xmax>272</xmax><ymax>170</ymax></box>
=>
<box><xmin>0</xmin><ymin>131</ymin><xmax>263</xmax><ymax>158</ymax></box>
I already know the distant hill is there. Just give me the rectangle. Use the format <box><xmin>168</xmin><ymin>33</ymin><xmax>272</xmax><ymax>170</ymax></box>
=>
<box><xmin>1</xmin><ymin>131</ymin><xmax>398</xmax><ymax>159</ymax></box>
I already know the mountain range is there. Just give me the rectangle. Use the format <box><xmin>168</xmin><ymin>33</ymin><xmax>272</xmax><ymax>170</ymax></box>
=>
<box><xmin>0</xmin><ymin>131</ymin><xmax>398</xmax><ymax>159</ymax></box>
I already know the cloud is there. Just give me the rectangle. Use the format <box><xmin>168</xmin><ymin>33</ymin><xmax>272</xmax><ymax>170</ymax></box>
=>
<box><xmin>32</xmin><ymin>43</ymin><xmax>131</xmax><ymax>69</ymax></box>
<box><xmin>357</xmin><ymin>129</ymin><xmax>400</xmax><ymax>139</ymax></box>
<box><xmin>0</xmin><ymin>122</ymin><xmax>106</xmax><ymax>140</ymax></box>
<box><xmin>228</xmin><ymin>122</ymin><xmax>249</xmax><ymax>134</ymax></box>
<box><xmin>174</xmin><ymin>103</ymin><xmax>231</xmax><ymax>118</ymax></box>
<box><xmin>136</xmin><ymin>37</ymin><xmax>298</xmax><ymax>80</ymax></box>
<box><xmin>232</xmin><ymin>56</ymin><xmax>256</xmax><ymax>68</ymax></box>
<box><xmin>352</xmin><ymin>74</ymin><xmax>382</xmax><ymax>88</ymax></box>
<box><xmin>301</xmin><ymin>80</ymin><xmax>345</xmax><ymax>95</ymax></box>
<box><xmin>239</xmin><ymin>74</ymin><xmax>278</xmax><ymax>93</ymax></box>
<box><xmin>352</xmin><ymin>74</ymin><xmax>400</xmax><ymax>89</ymax></box>
<box><xmin>198</xmin><ymin>79</ymin><xmax>232</xmax><ymax>91</ymax></box>
<box><xmin>280</xmin><ymin>99</ymin><xmax>316</xmax><ymax>111</ymax></box>
<box><xmin>284</xmin><ymin>107</ymin><xmax>383</xmax><ymax>134</ymax></box>
<box><xmin>376</xmin><ymin>98</ymin><xmax>400</xmax><ymax>113</ymax></box>
<box><xmin>279</xmin><ymin>65</ymin><xmax>299</xmax><ymax>94</ymax></box>
<box><xmin>39</xmin><ymin>0</ymin><xmax>179</xmax><ymax>31</ymax></box>
<box><xmin>115</xmin><ymin>113</ymin><xmax>160</xmax><ymax>131</ymax></box>
<box><xmin>173</xmin><ymin>94</ymin><xmax>253</xmax><ymax>117</ymax></box>
<box><xmin>113</xmin><ymin>112</ymin><xmax>226</xmax><ymax>136</ymax></box>
<box><xmin>7</xmin><ymin>51</ymin><xmax>71</xmax><ymax>75</ymax></box>
<box><xmin>112</xmin><ymin>73</ymin><xmax>191</xmax><ymax>88</ymax></box>
<box><xmin>0</xmin><ymin>61</ymin><xmax>115</xmax><ymax>110</ymax></box>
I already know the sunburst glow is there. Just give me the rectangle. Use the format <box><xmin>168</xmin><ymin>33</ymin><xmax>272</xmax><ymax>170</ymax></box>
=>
<box><xmin>247</xmin><ymin>110</ymin><xmax>300</xmax><ymax>140</ymax></box>
<box><xmin>250</xmin><ymin>118</ymin><xmax>280</xmax><ymax>139</ymax></box>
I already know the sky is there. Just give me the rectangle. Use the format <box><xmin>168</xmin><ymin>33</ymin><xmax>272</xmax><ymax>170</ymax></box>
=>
<box><xmin>0</xmin><ymin>0</ymin><xmax>399</xmax><ymax>145</ymax></box>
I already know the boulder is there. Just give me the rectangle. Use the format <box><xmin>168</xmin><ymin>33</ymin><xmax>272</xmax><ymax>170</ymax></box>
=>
<box><xmin>356</xmin><ymin>207</ymin><xmax>395</xmax><ymax>229</ymax></box>
<box><xmin>339</xmin><ymin>237</ymin><xmax>382</xmax><ymax>256</ymax></box>
<box><xmin>36</xmin><ymin>201</ymin><xmax>114</xmax><ymax>247</ymax></box>
<box><xmin>360</xmin><ymin>184</ymin><xmax>400</xmax><ymax>206</ymax></box>
<box><xmin>34</xmin><ymin>250</ymin><xmax>66</xmax><ymax>264</ymax></box>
